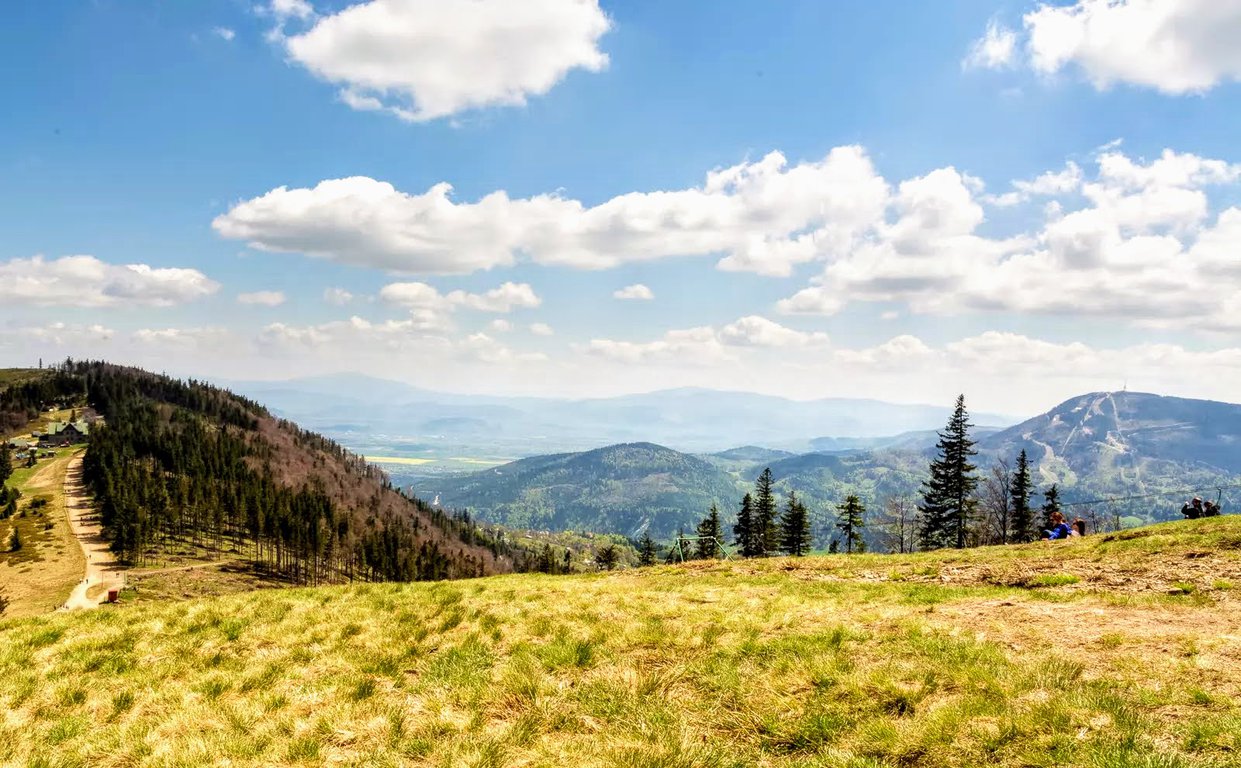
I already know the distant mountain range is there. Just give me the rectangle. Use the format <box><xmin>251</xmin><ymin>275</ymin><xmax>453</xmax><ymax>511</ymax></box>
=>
<box><xmin>224</xmin><ymin>373</ymin><xmax>1017</xmax><ymax>459</ymax></box>
<box><xmin>419</xmin><ymin>391</ymin><xmax>1241</xmax><ymax>543</ymax></box>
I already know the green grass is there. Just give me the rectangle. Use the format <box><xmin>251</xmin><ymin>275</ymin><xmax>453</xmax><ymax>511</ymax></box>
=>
<box><xmin>2</xmin><ymin>517</ymin><xmax>1241</xmax><ymax>766</ymax></box>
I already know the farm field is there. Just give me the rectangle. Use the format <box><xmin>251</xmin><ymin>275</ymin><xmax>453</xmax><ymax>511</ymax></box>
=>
<box><xmin>2</xmin><ymin>517</ymin><xmax>1240</xmax><ymax>767</ymax></box>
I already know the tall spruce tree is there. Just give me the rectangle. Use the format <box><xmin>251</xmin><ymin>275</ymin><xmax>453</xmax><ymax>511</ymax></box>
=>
<box><xmin>780</xmin><ymin>491</ymin><xmax>812</xmax><ymax>556</ymax></box>
<box><xmin>695</xmin><ymin>504</ymin><xmax>722</xmax><ymax>559</ymax></box>
<box><xmin>835</xmin><ymin>495</ymin><xmax>866</xmax><ymax>554</ymax></box>
<box><xmin>1041</xmin><ymin>484</ymin><xmax>1062</xmax><ymax>528</ymax></box>
<box><xmin>917</xmin><ymin>395</ymin><xmax>979</xmax><ymax>550</ymax></box>
<box><xmin>637</xmin><ymin>532</ymin><xmax>657</xmax><ymax>566</ymax></box>
<box><xmin>734</xmin><ymin>492</ymin><xmax>759</xmax><ymax>557</ymax></box>
<box><xmin>754</xmin><ymin>468</ymin><xmax>779</xmax><ymax>555</ymax></box>
<box><xmin>0</xmin><ymin>442</ymin><xmax>11</xmax><ymax>487</ymax></box>
<box><xmin>1009</xmin><ymin>449</ymin><xmax>1034</xmax><ymax>542</ymax></box>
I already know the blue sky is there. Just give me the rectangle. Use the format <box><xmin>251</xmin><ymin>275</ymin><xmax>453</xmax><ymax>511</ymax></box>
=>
<box><xmin>3</xmin><ymin>0</ymin><xmax>1241</xmax><ymax>414</ymax></box>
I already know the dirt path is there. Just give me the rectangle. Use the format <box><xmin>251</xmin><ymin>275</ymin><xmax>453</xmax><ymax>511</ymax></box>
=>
<box><xmin>61</xmin><ymin>455</ymin><xmax>124</xmax><ymax>610</ymax></box>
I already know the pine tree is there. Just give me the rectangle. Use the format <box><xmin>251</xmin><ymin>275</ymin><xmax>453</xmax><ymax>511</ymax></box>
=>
<box><xmin>1042</xmin><ymin>484</ymin><xmax>1062</xmax><ymax>528</ymax></box>
<box><xmin>835</xmin><ymin>495</ymin><xmax>866</xmax><ymax>554</ymax></box>
<box><xmin>918</xmin><ymin>395</ymin><xmax>979</xmax><ymax>550</ymax></box>
<box><xmin>597</xmin><ymin>544</ymin><xmax>618</xmax><ymax>571</ymax></box>
<box><xmin>734</xmin><ymin>493</ymin><xmax>759</xmax><ymax>557</ymax></box>
<box><xmin>754</xmin><ymin>468</ymin><xmax>779</xmax><ymax>555</ymax></box>
<box><xmin>780</xmin><ymin>490</ymin><xmax>812</xmax><ymax>556</ymax></box>
<box><xmin>695</xmin><ymin>504</ymin><xmax>722</xmax><ymax>559</ymax></box>
<box><xmin>637</xmin><ymin>532</ymin><xmax>657</xmax><ymax>566</ymax></box>
<box><xmin>828</xmin><ymin>539</ymin><xmax>839</xmax><ymax>554</ymax></box>
<box><xmin>1009</xmin><ymin>449</ymin><xmax>1034</xmax><ymax>542</ymax></box>
<box><xmin>9</xmin><ymin>526</ymin><xmax>21</xmax><ymax>552</ymax></box>
<box><xmin>0</xmin><ymin>442</ymin><xmax>11</xmax><ymax>486</ymax></box>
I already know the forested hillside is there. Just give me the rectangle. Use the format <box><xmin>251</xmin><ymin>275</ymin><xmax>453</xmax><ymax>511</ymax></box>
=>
<box><xmin>1</xmin><ymin>362</ymin><xmax>531</xmax><ymax>583</ymax></box>
<box><xmin>977</xmin><ymin>391</ymin><xmax>1241</xmax><ymax>521</ymax></box>
<box><xmin>430</xmin><ymin>442</ymin><xmax>742</xmax><ymax>538</ymax></box>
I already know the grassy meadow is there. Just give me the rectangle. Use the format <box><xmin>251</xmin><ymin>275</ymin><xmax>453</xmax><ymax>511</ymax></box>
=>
<box><xmin>2</xmin><ymin>518</ymin><xmax>1240</xmax><ymax>767</ymax></box>
<box><xmin>0</xmin><ymin>447</ymin><xmax>84</xmax><ymax>618</ymax></box>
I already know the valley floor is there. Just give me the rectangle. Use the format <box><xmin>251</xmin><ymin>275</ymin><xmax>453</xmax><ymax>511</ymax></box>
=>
<box><xmin>2</xmin><ymin>518</ymin><xmax>1241</xmax><ymax>767</ymax></box>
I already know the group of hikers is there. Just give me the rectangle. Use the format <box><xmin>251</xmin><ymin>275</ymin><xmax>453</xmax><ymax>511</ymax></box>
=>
<box><xmin>1041</xmin><ymin>511</ymin><xmax>1087</xmax><ymax>540</ymax></box>
<box><xmin>1181</xmin><ymin>497</ymin><xmax>1222</xmax><ymax>519</ymax></box>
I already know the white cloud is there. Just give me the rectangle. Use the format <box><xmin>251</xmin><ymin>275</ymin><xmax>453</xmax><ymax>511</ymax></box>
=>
<box><xmin>214</xmin><ymin>146</ymin><xmax>888</xmax><ymax>277</ymax></box>
<box><xmin>213</xmin><ymin>27</ymin><xmax>236</xmax><ymax>41</ymax></box>
<box><xmin>379</xmin><ymin>281</ymin><xmax>541</xmax><ymax>313</ymax></box>
<box><xmin>718</xmin><ymin>316</ymin><xmax>828</xmax><ymax>348</ymax></box>
<box><xmin>0</xmin><ymin>322</ymin><xmax>114</xmax><ymax>347</ymax></box>
<box><xmin>530</xmin><ymin>322</ymin><xmax>555</xmax><ymax>336</ymax></box>
<box><xmin>237</xmin><ymin>290</ymin><xmax>286</xmax><ymax>306</ymax></box>
<box><xmin>0</xmin><ymin>255</ymin><xmax>218</xmax><ymax>308</ymax></box>
<box><xmin>613</xmin><ymin>284</ymin><xmax>654</xmax><ymax>301</ymax></box>
<box><xmin>131</xmin><ymin>327</ymin><xmax>234</xmax><ymax>349</ymax></box>
<box><xmin>586</xmin><ymin>315</ymin><xmax>827</xmax><ymax>365</ymax></box>
<box><xmin>279</xmin><ymin>0</ymin><xmax>611</xmax><ymax>122</ymax></box>
<box><xmin>778</xmin><ymin>147</ymin><xmax>1241</xmax><ymax>333</ymax></box>
<box><xmin>963</xmin><ymin>21</ymin><xmax>1017</xmax><ymax>70</ymax></box>
<box><xmin>270</xmin><ymin>0</ymin><xmax>314</xmax><ymax>22</ymax></box>
<box><xmin>988</xmin><ymin>161</ymin><xmax>1084</xmax><ymax>206</ymax></box>
<box><xmin>324</xmin><ymin>287</ymin><xmax>354</xmax><ymax>305</ymax></box>
<box><xmin>585</xmin><ymin>326</ymin><xmax>730</xmax><ymax>366</ymax></box>
<box><xmin>978</xmin><ymin>0</ymin><xmax>1241</xmax><ymax>94</ymax></box>
<box><xmin>489</xmin><ymin>319</ymin><xmax>512</xmax><ymax>333</ymax></box>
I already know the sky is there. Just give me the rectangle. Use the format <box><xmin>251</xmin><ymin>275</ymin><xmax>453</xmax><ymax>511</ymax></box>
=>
<box><xmin>3</xmin><ymin>0</ymin><xmax>1241</xmax><ymax>416</ymax></box>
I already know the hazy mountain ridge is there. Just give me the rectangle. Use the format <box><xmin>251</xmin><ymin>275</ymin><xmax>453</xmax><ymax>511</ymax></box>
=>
<box><xmin>425</xmin><ymin>391</ymin><xmax>1241</xmax><ymax>543</ymax></box>
<box><xmin>224</xmin><ymin>374</ymin><xmax>1017</xmax><ymax>458</ymax></box>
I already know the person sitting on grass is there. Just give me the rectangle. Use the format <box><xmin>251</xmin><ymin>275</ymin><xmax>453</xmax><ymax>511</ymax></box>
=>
<box><xmin>1042</xmin><ymin>511</ymin><xmax>1071</xmax><ymax>540</ymax></box>
<box><xmin>1182</xmin><ymin>497</ymin><xmax>1204</xmax><ymax>519</ymax></box>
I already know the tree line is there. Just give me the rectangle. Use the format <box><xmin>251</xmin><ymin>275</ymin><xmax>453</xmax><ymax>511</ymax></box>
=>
<box><xmin>634</xmin><ymin>467</ymin><xmax>870</xmax><ymax>563</ymax></box>
<box><xmin>27</xmin><ymin>361</ymin><xmax>543</xmax><ymax>584</ymax></box>
<box><xmin>632</xmin><ymin>394</ymin><xmax>1075</xmax><ymax>563</ymax></box>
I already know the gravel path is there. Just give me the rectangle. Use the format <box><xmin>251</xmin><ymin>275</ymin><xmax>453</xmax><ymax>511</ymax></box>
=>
<box><xmin>61</xmin><ymin>454</ymin><xmax>124</xmax><ymax>610</ymax></box>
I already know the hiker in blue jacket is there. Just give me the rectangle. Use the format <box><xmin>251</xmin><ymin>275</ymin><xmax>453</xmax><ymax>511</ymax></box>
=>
<box><xmin>1043</xmin><ymin>511</ymin><xmax>1071</xmax><ymax>540</ymax></box>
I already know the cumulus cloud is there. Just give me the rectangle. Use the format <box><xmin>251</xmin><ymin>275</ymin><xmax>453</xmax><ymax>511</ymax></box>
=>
<box><xmin>213</xmin><ymin>27</ymin><xmax>236</xmax><ymax>41</ymax></box>
<box><xmin>489</xmin><ymin>319</ymin><xmax>512</xmax><ymax>333</ymax></box>
<box><xmin>613</xmin><ymin>284</ymin><xmax>654</xmax><ymax>301</ymax></box>
<box><xmin>974</xmin><ymin>0</ymin><xmax>1241</xmax><ymax>94</ymax></box>
<box><xmin>237</xmin><ymin>290</ymin><xmax>286</xmax><ymax>306</ymax></box>
<box><xmin>254</xmin><ymin>315</ymin><xmax>543</xmax><ymax>366</ymax></box>
<box><xmin>324</xmin><ymin>287</ymin><xmax>354</xmax><ymax>305</ymax></box>
<box><xmin>778</xmin><ymin>147</ymin><xmax>1241</xmax><ymax>333</ymax></box>
<box><xmin>987</xmin><ymin>162</ymin><xmax>1083</xmax><ymax>206</ymax></box>
<box><xmin>530</xmin><ymin>322</ymin><xmax>555</xmax><ymax>336</ymax></box>
<box><xmin>131</xmin><ymin>327</ymin><xmax>234</xmax><ymax>349</ymax></box>
<box><xmin>379</xmin><ymin>281</ymin><xmax>541</xmax><ymax>313</ymax></box>
<box><xmin>0</xmin><ymin>322</ymin><xmax>114</xmax><ymax>347</ymax></box>
<box><xmin>717</xmin><ymin>316</ymin><xmax>829</xmax><ymax>348</ymax></box>
<box><xmin>270</xmin><ymin>0</ymin><xmax>315</xmax><ymax>21</ymax></box>
<box><xmin>213</xmin><ymin>146</ymin><xmax>888</xmax><ymax>277</ymax></box>
<box><xmin>586</xmin><ymin>316</ymin><xmax>828</xmax><ymax>364</ymax></box>
<box><xmin>963</xmin><ymin>21</ymin><xmax>1017</xmax><ymax>70</ymax></box>
<box><xmin>278</xmin><ymin>0</ymin><xmax>611</xmax><ymax>122</ymax></box>
<box><xmin>0</xmin><ymin>255</ymin><xmax>218</xmax><ymax>307</ymax></box>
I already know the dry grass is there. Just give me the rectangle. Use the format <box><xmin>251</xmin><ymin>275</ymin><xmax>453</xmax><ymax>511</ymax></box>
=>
<box><xmin>2</xmin><ymin>518</ymin><xmax>1241</xmax><ymax>767</ymax></box>
<box><xmin>0</xmin><ymin>448</ymin><xmax>85</xmax><ymax>618</ymax></box>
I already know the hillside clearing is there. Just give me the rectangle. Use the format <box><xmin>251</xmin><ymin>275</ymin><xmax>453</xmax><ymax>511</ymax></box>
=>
<box><xmin>0</xmin><ymin>448</ymin><xmax>85</xmax><ymax>619</ymax></box>
<box><xmin>3</xmin><ymin>518</ymin><xmax>1241</xmax><ymax>766</ymax></box>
